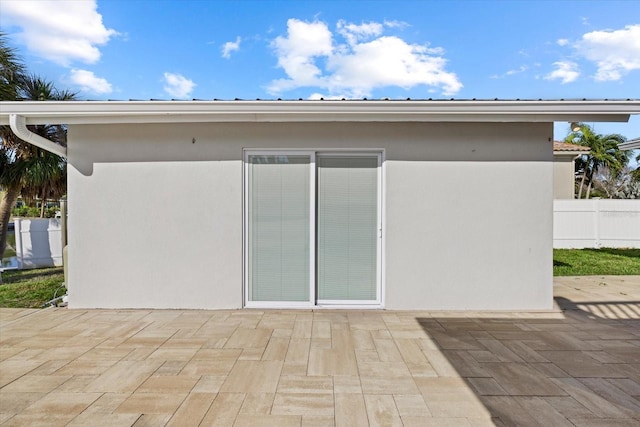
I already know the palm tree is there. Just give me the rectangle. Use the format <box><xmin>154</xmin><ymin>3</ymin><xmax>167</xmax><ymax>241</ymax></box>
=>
<box><xmin>16</xmin><ymin>149</ymin><xmax>67</xmax><ymax>217</ymax></box>
<box><xmin>1</xmin><ymin>78</ymin><xmax>74</xmax><ymax>258</ymax></box>
<box><xmin>0</xmin><ymin>33</ymin><xmax>26</xmax><ymax>267</ymax></box>
<box><xmin>0</xmin><ymin>32</ymin><xmax>24</xmax><ymax>101</ymax></box>
<box><xmin>0</xmin><ymin>35</ymin><xmax>76</xmax><ymax>270</ymax></box>
<box><xmin>11</xmin><ymin>76</ymin><xmax>74</xmax><ymax>217</ymax></box>
<box><xmin>565</xmin><ymin>123</ymin><xmax>630</xmax><ymax>198</ymax></box>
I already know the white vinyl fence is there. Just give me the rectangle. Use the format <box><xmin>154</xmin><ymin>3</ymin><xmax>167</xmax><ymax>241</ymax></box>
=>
<box><xmin>554</xmin><ymin>199</ymin><xmax>640</xmax><ymax>249</ymax></box>
<box><xmin>14</xmin><ymin>218</ymin><xmax>63</xmax><ymax>268</ymax></box>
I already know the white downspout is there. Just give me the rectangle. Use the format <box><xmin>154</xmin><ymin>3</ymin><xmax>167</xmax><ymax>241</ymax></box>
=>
<box><xmin>9</xmin><ymin>114</ymin><xmax>67</xmax><ymax>158</ymax></box>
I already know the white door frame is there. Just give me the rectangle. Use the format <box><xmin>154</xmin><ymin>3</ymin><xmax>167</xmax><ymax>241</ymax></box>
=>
<box><xmin>243</xmin><ymin>149</ymin><xmax>384</xmax><ymax>309</ymax></box>
<box><xmin>243</xmin><ymin>151</ymin><xmax>316</xmax><ymax>309</ymax></box>
<box><xmin>315</xmin><ymin>151</ymin><xmax>383</xmax><ymax>308</ymax></box>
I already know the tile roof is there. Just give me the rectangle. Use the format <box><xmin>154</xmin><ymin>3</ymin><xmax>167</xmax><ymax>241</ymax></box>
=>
<box><xmin>553</xmin><ymin>141</ymin><xmax>590</xmax><ymax>152</ymax></box>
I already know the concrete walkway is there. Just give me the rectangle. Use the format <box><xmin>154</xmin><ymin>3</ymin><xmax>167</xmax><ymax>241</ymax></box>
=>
<box><xmin>1</xmin><ymin>276</ymin><xmax>639</xmax><ymax>426</ymax></box>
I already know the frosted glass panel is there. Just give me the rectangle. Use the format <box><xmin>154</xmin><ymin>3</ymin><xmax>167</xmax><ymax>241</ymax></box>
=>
<box><xmin>248</xmin><ymin>155</ymin><xmax>310</xmax><ymax>302</ymax></box>
<box><xmin>317</xmin><ymin>156</ymin><xmax>378</xmax><ymax>300</ymax></box>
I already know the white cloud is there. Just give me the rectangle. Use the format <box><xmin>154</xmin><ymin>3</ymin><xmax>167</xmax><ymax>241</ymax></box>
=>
<box><xmin>268</xmin><ymin>19</ymin><xmax>462</xmax><ymax>98</ymax></box>
<box><xmin>574</xmin><ymin>24</ymin><xmax>640</xmax><ymax>81</ymax></box>
<box><xmin>0</xmin><ymin>0</ymin><xmax>117</xmax><ymax>66</ymax></box>
<box><xmin>490</xmin><ymin>65</ymin><xmax>528</xmax><ymax>79</ymax></box>
<box><xmin>270</xmin><ymin>19</ymin><xmax>333</xmax><ymax>90</ymax></box>
<box><xmin>70</xmin><ymin>69</ymin><xmax>112</xmax><ymax>94</ymax></box>
<box><xmin>222</xmin><ymin>37</ymin><xmax>241</xmax><ymax>59</ymax></box>
<box><xmin>163</xmin><ymin>73</ymin><xmax>196</xmax><ymax>98</ymax></box>
<box><xmin>544</xmin><ymin>61</ymin><xmax>580</xmax><ymax>84</ymax></box>
<box><xmin>308</xmin><ymin>93</ymin><xmax>348</xmax><ymax>100</ymax></box>
<box><xmin>337</xmin><ymin>20</ymin><xmax>384</xmax><ymax>46</ymax></box>
<box><xmin>383</xmin><ymin>20</ymin><xmax>410</xmax><ymax>30</ymax></box>
<box><xmin>506</xmin><ymin>66</ymin><xmax>528</xmax><ymax>75</ymax></box>
<box><xmin>556</xmin><ymin>38</ymin><xmax>569</xmax><ymax>46</ymax></box>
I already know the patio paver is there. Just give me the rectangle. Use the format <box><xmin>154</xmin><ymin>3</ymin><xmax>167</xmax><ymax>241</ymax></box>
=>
<box><xmin>0</xmin><ymin>275</ymin><xmax>639</xmax><ymax>425</ymax></box>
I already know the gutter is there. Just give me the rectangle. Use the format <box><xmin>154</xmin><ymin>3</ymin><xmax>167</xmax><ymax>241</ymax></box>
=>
<box><xmin>9</xmin><ymin>114</ymin><xmax>67</xmax><ymax>158</ymax></box>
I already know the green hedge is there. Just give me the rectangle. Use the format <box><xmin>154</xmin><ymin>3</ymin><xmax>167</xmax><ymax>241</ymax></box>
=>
<box><xmin>12</xmin><ymin>206</ymin><xmax>60</xmax><ymax>219</ymax></box>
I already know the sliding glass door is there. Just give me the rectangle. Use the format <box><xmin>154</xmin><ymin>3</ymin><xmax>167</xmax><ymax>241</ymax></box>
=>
<box><xmin>246</xmin><ymin>153</ymin><xmax>315</xmax><ymax>307</ymax></box>
<box><xmin>316</xmin><ymin>155</ymin><xmax>379</xmax><ymax>303</ymax></box>
<box><xmin>245</xmin><ymin>151</ymin><xmax>381</xmax><ymax>307</ymax></box>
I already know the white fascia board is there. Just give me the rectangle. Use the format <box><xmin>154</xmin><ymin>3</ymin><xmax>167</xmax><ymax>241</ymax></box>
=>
<box><xmin>619</xmin><ymin>139</ymin><xmax>640</xmax><ymax>150</ymax></box>
<box><xmin>553</xmin><ymin>151</ymin><xmax>589</xmax><ymax>161</ymax></box>
<box><xmin>2</xmin><ymin>113</ymin><xmax>631</xmax><ymax>125</ymax></box>
<box><xmin>0</xmin><ymin>100</ymin><xmax>638</xmax><ymax>125</ymax></box>
<box><xmin>553</xmin><ymin>150</ymin><xmax>590</xmax><ymax>157</ymax></box>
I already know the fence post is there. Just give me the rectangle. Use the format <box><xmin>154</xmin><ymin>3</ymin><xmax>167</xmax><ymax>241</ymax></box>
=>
<box><xmin>60</xmin><ymin>199</ymin><xmax>67</xmax><ymax>248</ymax></box>
<box><xmin>14</xmin><ymin>218</ymin><xmax>24</xmax><ymax>268</ymax></box>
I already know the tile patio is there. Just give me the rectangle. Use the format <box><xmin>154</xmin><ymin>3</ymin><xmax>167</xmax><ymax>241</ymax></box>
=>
<box><xmin>1</xmin><ymin>275</ymin><xmax>639</xmax><ymax>426</ymax></box>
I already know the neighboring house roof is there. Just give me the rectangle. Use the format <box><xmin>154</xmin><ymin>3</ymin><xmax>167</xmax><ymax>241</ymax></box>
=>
<box><xmin>553</xmin><ymin>141</ymin><xmax>590</xmax><ymax>153</ymax></box>
<box><xmin>619</xmin><ymin>138</ymin><xmax>640</xmax><ymax>150</ymax></box>
<box><xmin>1</xmin><ymin>99</ymin><xmax>639</xmax><ymax>125</ymax></box>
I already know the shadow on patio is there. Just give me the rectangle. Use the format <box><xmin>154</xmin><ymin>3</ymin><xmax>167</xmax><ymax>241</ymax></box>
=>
<box><xmin>416</xmin><ymin>296</ymin><xmax>640</xmax><ymax>425</ymax></box>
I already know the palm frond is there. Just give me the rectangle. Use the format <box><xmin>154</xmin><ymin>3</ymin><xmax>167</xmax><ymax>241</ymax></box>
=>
<box><xmin>0</xmin><ymin>32</ymin><xmax>26</xmax><ymax>101</ymax></box>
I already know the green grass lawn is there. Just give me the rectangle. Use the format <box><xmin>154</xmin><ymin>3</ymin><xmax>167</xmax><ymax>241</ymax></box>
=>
<box><xmin>553</xmin><ymin>248</ymin><xmax>640</xmax><ymax>276</ymax></box>
<box><xmin>0</xmin><ymin>267</ymin><xmax>65</xmax><ymax>308</ymax></box>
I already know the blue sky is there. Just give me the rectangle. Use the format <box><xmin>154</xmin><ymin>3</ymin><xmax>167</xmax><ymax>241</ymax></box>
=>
<box><xmin>1</xmin><ymin>0</ymin><xmax>639</xmax><ymax>143</ymax></box>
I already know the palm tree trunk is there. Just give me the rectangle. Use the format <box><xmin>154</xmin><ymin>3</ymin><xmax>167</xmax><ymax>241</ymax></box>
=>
<box><xmin>578</xmin><ymin>172</ymin><xmax>586</xmax><ymax>199</ymax></box>
<box><xmin>586</xmin><ymin>171</ymin><xmax>594</xmax><ymax>199</ymax></box>
<box><xmin>0</xmin><ymin>184</ymin><xmax>20</xmax><ymax>284</ymax></box>
<box><xmin>40</xmin><ymin>188</ymin><xmax>46</xmax><ymax>218</ymax></box>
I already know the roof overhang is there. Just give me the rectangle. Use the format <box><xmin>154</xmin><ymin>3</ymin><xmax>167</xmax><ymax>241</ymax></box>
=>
<box><xmin>553</xmin><ymin>150</ymin><xmax>589</xmax><ymax>157</ymax></box>
<box><xmin>0</xmin><ymin>99</ymin><xmax>638</xmax><ymax>125</ymax></box>
<box><xmin>619</xmin><ymin>139</ymin><xmax>640</xmax><ymax>150</ymax></box>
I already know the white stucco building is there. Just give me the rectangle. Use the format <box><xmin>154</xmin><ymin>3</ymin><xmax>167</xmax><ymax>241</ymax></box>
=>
<box><xmin>2</xmin><ymin>100</ymin><xmax>638</xmax><ymax>310</ymax></box>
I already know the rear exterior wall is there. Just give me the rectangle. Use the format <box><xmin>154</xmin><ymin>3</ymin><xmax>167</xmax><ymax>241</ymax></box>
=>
<box><xmin>553</xmin><ymin>154</ymin><xmax>577</xmax><ymax>199</ymax></box>
<box><xmin>67</xmin><ymin>121</ymin><xmax>553</xmax><ymax>310</ymax></box>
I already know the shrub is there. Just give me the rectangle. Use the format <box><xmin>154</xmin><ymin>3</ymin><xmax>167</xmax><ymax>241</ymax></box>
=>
<box><xmin>12</xmin><ymin>205</ymin><xmax>60</xmax><ymax>218</ymax></box>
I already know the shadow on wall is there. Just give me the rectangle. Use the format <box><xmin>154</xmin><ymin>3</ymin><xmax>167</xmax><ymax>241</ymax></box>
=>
<box><xmin>69</xmin><ymin>122</ymin><xmax>553</xmax><ymax>176</ymax></box>
<box><xmin>416</xmin><ymin>297</ymin><xmax>640</xmax><ymax>425</ymax></box>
